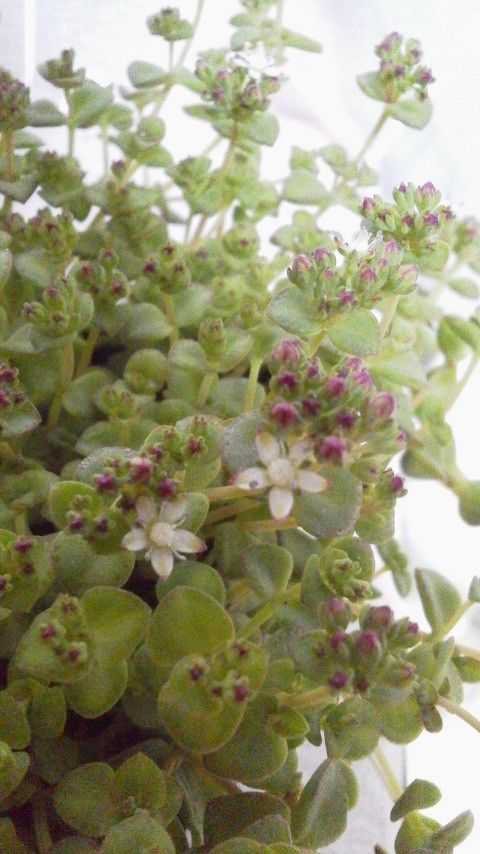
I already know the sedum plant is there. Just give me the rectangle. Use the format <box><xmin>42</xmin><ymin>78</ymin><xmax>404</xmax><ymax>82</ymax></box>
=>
<box><xmin>0</xmin><ymin>2</ymin><xmax>480</xmax><ymax>851</ymax></box>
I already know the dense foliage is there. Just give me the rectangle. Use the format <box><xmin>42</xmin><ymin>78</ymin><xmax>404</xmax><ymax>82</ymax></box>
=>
<box><xmin>0</xmin><ymin>2</ymin><xmax>479</xmax><ymax>851</ymax></box>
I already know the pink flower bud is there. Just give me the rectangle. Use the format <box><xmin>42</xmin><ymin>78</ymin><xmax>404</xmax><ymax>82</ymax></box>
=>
<box><xmin>312</xmin><ymin>246</ymin><xmax>330</xmax><ymax>263</ymax></box>
<box><xmin>362</xmin><ymin>197</ymin><xmax>375</xmax><ymax>212</ymax></box>
<box><xmin>423</xmin><ymin>212</ymin><xmax>439</xmax><ymax>228</ymax></box>
<box><xmin>270</xmin><ymin>401</ymin><xmax>299</xmax><ymax>428</ymax></box>
<box><xmin>366</xmin><ymin>605</ymin><xmax>394</xmax><ymax>631</ymax></box>
<box><xmin>420</xmin><ymin>181</ymin><xmax>437</xmax><ymax>197</ymax></box>
<box><xmin>390</xmin><ymin>474</ymin><xmax>405</xmax><ymax>494</ymax></box>
<box><xmin>96</xmin><ymin>472</ymin><xmax>118</xmax><ymax>492</ymax></box>
<box><xmin>402</xmin><ymin>214</ymin><xmax>414</xmax><ymax>227</ymax></box>
<box><xmin>277</xmin><ymin>371</ymin><xmax>298</xmax><ymax>390</ymax></box>
<box><xmin>302</xmin><ymin>397</ymin><xmax>320</xmax><ymax>416</ymax></box>
<box><xmin>291</xmin><ymin>254</ymin><xmax>312</xmax><ymax>276</ymax></box>
<box><xmin>158</xmin><ymin>478</ymin><xmax>176</xmax><ymax>499</ymax></box>
<box><xmin>271</xmin><ymin>339</ymin><xmax>302</xmax><ymax>364</ymax></box>
<box><xmin>361</xmin><ymin>266</ymin><xmax>377</xmax><ymax>282</ymax></box>
<box><xmin>337</xmin><ymin>410</ymin><xmax>357</xmax><ymax>429</ymax></box>
<box><xmin>329</xmin><ymin>671</ymin><xmax>348</xmax><ymax>690</ymax></box>
<box><xmin>369</xmin><ymin>392</ymin><xmax>396</xmax><ymax>420</ymax></box>
<box><xmin>129</xmin><ymin>457</ymin><xmax>153</xmax><ymax>483</ymax></box>
<box><xmin>14</xmin><ymin>537</ymin><xmax>33</xmax><ymax>554</ymax></box>
<box><xmin>340</xmin><ymin>290</ymin><xmax>355</xmax><ymax>306</ymax></box>
<box><xmin>384</xmin><ymin>239</ymin><xmax>398</xmax><ymax>253</ymax></box>
<box><xmin>233</xmin><ymin>681</ymin><xmax>249</xmax><ymax>703</ymax></box>
<box><xmin>319</xmin><ymin>436</ymin><xmax>347</xmax><ymax>464</ymax></box>
<box><xmin>326</xmin><ymin>376</ymin><xmax>345</xmax><ymax>397</ymax></box>
<box><xmin>356</xmin><ymin>629</ymin><xmax>381</xmax><ymax>656</ymax></box>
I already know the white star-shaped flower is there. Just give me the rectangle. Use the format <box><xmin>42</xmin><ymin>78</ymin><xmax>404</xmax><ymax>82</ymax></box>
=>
<box><xmin>122</xmin><ymin>495</ymin><xmax>206</xmax><ymax>579</ymax></box>
<box><xmin>232</xmin><ymin>431</ymin><xmax>328</xmax><ymax>521</ymax></box>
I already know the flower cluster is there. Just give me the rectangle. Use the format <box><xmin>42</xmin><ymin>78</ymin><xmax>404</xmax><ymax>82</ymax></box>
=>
<box><xmin>0</xmin><ymin>67</ymin><xmax>30</xmax><ymax>131</ymax></box>
<box><xmin>373</xmin><ymin>31</ymin><xmax>434</xmax><ymax>102</ymax></box>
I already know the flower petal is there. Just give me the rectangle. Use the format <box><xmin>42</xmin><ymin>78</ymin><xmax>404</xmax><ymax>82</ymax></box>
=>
<box><xmin>297</xmin><ymin>469</ymin><xmax>329</xmax><ymax>493</ymax></box>
<box><xmin>160</xmin><ymin>496</ymin><xmax>187</xmax><ymax>525</ymax></box>
<box><xmin>255</xmin><ymin>431</ymin><xmax>281</xmax><ymax>465</ymax></box>
<box><xmin>136</xmin><ymin>496</ymin><xmax>157</xmax><ymax>526</ymax></box>
<box><xmin>268</xmin><ymin>487</ymin><xmax>294</xmax><ymax>521</ymax></box>
<box><xmin>150</xmin><ymin>546</ymin><xmax>174</xmax><ymax>579</ymax></box>
<box><xmin>173</xmin><ymin>528</ymin><xmax>207</xmax><ymax>555</ymax></box>
<box><xmin>233</xmin><ymin>466</ymin><xmax>269</xmax><ymax>490</ymax></box>
<box><xmin>268</xmin><ymin>457</ymin><xmax>295</xmax><ymax>487</ymax></box>
<box><xmin>150</xmin><ymin>521</ymin><xmax>175</xmax><ymax>548</ymax></box>
<box><xmin>122</xmin><ymin>529</ymin><xmax>148</xmax><ymax>552</ymax></box>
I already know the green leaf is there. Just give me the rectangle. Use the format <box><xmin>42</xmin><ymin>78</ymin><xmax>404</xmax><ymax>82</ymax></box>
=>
<box><xmin>221</xmin><ymin>413</ymin><xmax>265</xmax><ymax>473</ymax></box>
<box><xmin>0</xmin><ymin>173</ymin><xmax>37</xmax><ymax>203</ymax></box>
<box><xmin>29</xmin><ymin>687</ymin><xmax>66</xmax><ymax>738</ymax></box>
<box><xmin>448</xmin><ymin>277</ymin><xmax>480</xmax><ymax>299</ymax></box>
<box><xmin>415</xmin><ymin>568</ymin><xmax>462</xmax><ymax>634</ymax></box>
<box><xmin>291</xmin><ymin>759</ymin><xmax>349</xmax><ymax>848</ymax></box>
<box><xmin>122</xmin><ymin>302</ymin><xmax>172</xmax><ymax>344</ymax></box>
<box><xmin>0</xmin><ymin>691</ymin><xmax>30</xmax><ymax>750</ymax></box>
<box><xmin>283</xmin><ymin>169</ymin><xmax>329</xmax><ymax>206</ymax></box>
<box><xmin>26</xmin><ymin>99</ymin><xmax>66</xmax><ymax>126</ymax></box>
<box><xmin>454</xmin><ymin>655</ymin><xmax>480</xmax><ymax>682</ymax></box>
<box><xmin>295</xmin><ymin>465</ymin><xmax>362</xmax><ymax>538</ymax></box>
<box><xmin>48</xmin><ymin>481</ymin><xmax>102</xmax><ymax>530</ymax></box>
<box><xmin>113</xmin><ymin>753</ymin><xmax>166</xmax><ymax>819</ymax></box>
<box><xmin>268</xmin><ymin>286</ymin><xmax>320</xmax><ymax>338</ymax></box>
<box><xmin>82</xmin><ymin>587</ymin><xmax>150</xmax><ymax>659</ymax></box>
<box><xmin>388</xmin><ymin>97</ymin><xmax>433</xmax><ymax>129</ymax></box>
<box><xmin>357</xmin><ymin>72</ymin><xmax>385</xmax><ymax>101</ymax></box>
<box><xmin>53</xmin><ymin>762</ymin><xmax>116</xmax><ymax>836</ymax></box>
<box><xmin>391</xmin><ymin>779</ymin><xmax>441</xmax><ymax>822</ymax></box>
<box><xmin>70</xmin><ymin>82</ymin><xmax>113</xmax><ymax>128</ymax></box>
<box><xmin>156</xmin><ymin>561</ymin><xmax>226</xmax><ymax>606</ymax></box>
<box><xmin>241</xmin><ymin>544</ymin><xmax>293</xmax><ymax>600</ymax></box>
<box><xmin>147</xmin><ymin>587</ymin><xmax>235</xmax><ymax>668</ymax></box>
<box><xmin>281</xmin><ymin>28</ymin><xmax>322</xmax><ymax>52</ymax></box>
<box><xmin>328</xmin><ymin>309</ymin><xmax>381</xmax><ymax>355</ymax></box>
<box><xmin>205</xmin><ymin>793</ymin><xmax>290</xmax><ymax>847</ymax></box>
<box><xmin>100</xmin><ymin>811</ymin><xmax>175</xmax><ymax>854</ymax></box>
<box><xmin>127</xmin><ymin>60</ymin><xmax>166</xmax><ymax>89</ymax></box>
<box><xmin>65</xmin><ymin>657</ymin><xmax>128</xmax><ymax>718</ymax></box>
<box><xmin>244</xmin><ymin>112</ymin><xmax>279</xmax><ymax>147</ymax></box>
<box><xmin>427</xmin><ymin>810</ymin><xmax>474</xmax><ymax>850</ymax></box>
<box><xmin>370</xmin><ymin>349</ymin><xmax>426</xmax><ymax>390</ymax></box>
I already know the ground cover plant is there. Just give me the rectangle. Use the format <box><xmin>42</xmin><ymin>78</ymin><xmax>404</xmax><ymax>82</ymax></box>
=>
<box><xmin>1</xmin><ymin>2</ymin><xmax>480</xmax><ymax>851</ymax></box>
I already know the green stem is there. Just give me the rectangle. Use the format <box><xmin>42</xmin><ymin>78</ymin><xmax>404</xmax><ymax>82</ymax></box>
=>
<box><xmin>353</xmin><ymin>109</ymin><xmax>388</xmax><ymax>167</ymax></box>
<box><xmin>437</xmin><ymin>694</ymin><xmax>480</xmax><ymax>735</ymax></box>
<box><xmin>65</xmin><ymin>90</ymin><xmax>75</xmax><ymax>156</ymax></box>
<box><xmin>444</xmin><ymin>355</ymin><xmax>479</xmax><ymax>414</ymax></box>
<box><xmin>14</xmin><ymin>511</ymin><xmax>30</xmax><ymax>536</ymax></box>
<box><xmin>277</xmin><ymin>683</ymin><xmax>331</xmax><ymax>711</ymax></box>
<box><xmin>196</xmin><ymin>370</ymin><xmax>216</xmax><ymax>408</ymax></box>
<box><xmin>379</xmin><ymin>294</ymin><xmax>400</xmax><ymax>337</ymax></box>
<box><xmin>243</xmin><ymin>357</ymin><xmax>262</xmax><ymax>413</ymax></box>
<box><xmin>47</xmin><ymin>342</ymin><xmax>74</xmax><ymax>429</ymax></box>
<box><xmin>75</xmin><ymin>325</ymin><xmax>99</xmax><ymax>378</ymax></box>
<box><xmin>238</xmin><ymin>583</ymin><xmax>301</xmax><ymax>640</ymax></box>
<box><xmin>163</xmin><ymin>293</ymin><xmax>178</xmax><ymax>343</ymax></box>
<box><xmin>33</xmin><ymin>796</ymin><xmax>52</xmax><ymax>854</ymax></box>
<box><xmin>201</xmin><ymin>484</ymin><xmax>261</xmax><ymax>502</ymax></box>
<box><xmin>372</xmin><ymin>745</ymin><xmax>403</xmax><ymax>801</ymax></box>
<box><xmin>204</xmin><ymin>497</ymin><xmax>262</xmax><ymax>526</ymax></box>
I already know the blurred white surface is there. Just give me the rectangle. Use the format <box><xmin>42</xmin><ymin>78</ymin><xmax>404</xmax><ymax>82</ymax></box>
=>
<box><xmin>1</xmin><ymin>0</ymin><xmax>479</xmax><ymax>850</ymax></box>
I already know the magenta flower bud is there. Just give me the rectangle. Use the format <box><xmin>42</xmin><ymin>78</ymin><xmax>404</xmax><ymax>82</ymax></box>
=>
<box><xmin>402</xmin><ymin>214</ymin><xmax>414</xmax><ymax>227</ymax></box>
<box><xmin>0</xmin><ymin>389</ymin><xmax>10</xmax><ymax>407</ymax></box>
<box><xmin>212</xmin><ymin>88</ymin><xmax>224</xmax><ymax>102</ymax></box>
<box><xmin>329</xmin><ymin>671</ymin><xmax>348</xmax><ymax>690</ymax></box>
<box><xmin>271</xmin><ymin>339</ymin><xmax>302</xmax><ymax>364</ymax></box>
<box><xmin>326</xmin><ymin>376</ymin><xmax>345</xmax><ymax>397</ymax></box>
<box><xmin>361</xmin><ymin>266</ymin><xmax>377</xmax><ymax>282</ymax></box>
<box><xmin>291</xmin><ymin>254</ymin><xmax>312</xmax><ymax>276</ymax></box>
<box><xmin>188</xmin><ymin>438</ymin><xmax>204</xmax><ymax>455</ymax></box>
<box><xmin>356</xmin><ymin>629</ymin><xmax>381</xmax><ymax>656</ymax></box>
<box><xmin>442</xmin><ymin>206</ymin><xmax>454</xmax><ymax>221</ymax></box>
<box><xmin>0</xmin><ymin>366</ymin><xmax>16</xmax><ymax>383</ymax></box>
<box><xmin>13</xmin><ymin>392</ymin><xmax>25</xmax><ymax>405</ymax></box>
<box><xmin>277</xmin><ymin>371</ymin><xmax>298</xmax><ymax>390</ymax></box>
<box><xmin>158</xmin><ymin>478</ymin><xmax>176</xmax><ymax>499</ymax></box>
<box><xmin>339</xmin><ymin>290</ymin><xmax>355</xmax><ymax>306</ymax></box>
<box><xmin>319</xmin><ymin>436</ymin><xmax>347</xmax><ymax>464</ymax></box>
<box><xmin>337</xmin><ymin>410</ymin><xmax>357</xmax><ymax>429</ymax></box>
<box><xmin>143</xmin><ymin>260</ymin><xmax>157</xmax><ymax>275</ymax></box>
<box><xmin>96</xmin><ymin>517</ymin><xmax>109</xmax><ymax>534</ymax></box>
<box><xmin>189</xmin><ymin>664</ymin><xmax>204</xmax><ymax>681</ymax></box>
<box><xmin>362</xmin><ymin>197</ymin><xmax>375</xmax><ymax>212</ymax></box>
<box><xmin>366</xmin><ymin>605</ymin><xmax>394</xmax><ymax>632</ymax></box>
<box><xmin>216</xmin><ymin>68</ymin><xmax>228</xmax><ymax>81</ymax></box>
<box><xmin>129</xmin><ymin>457</ymin><xmax>153</xmax><ymax>483</ymax></box>
<box><xmin>326</xmin><ymin>597</ymin><xmax>347</xmax><ymax>616</ymax></box>
<box><xmin>14</xmin><ymin>537</ymin><xmax>33</xmax><ymax>554</ymax></box>
<box><xmin>408</xmin><ymin>621</ymin><xmax>419</xmax><ymax>635</ymax></box>
<box><xmin>420</xmin><ymin>68</ymin><xmax>434</xmax><ymax>85</ymax></box>
<box><xmin>302</xmin><ymin>397</ymin><xmax>321</xmax><ymax>416</ymax></box>
<box><xmin>306</xmin><ymin>360</ymin><xmax>320</xmax><ymax>379</ymax></box>
<box><xmin>397</xmin><ymin>430</ymin><xmax>406</xmax><ymax>444</ymax></box>
<box><xmin>354</xmin><ymin>676</ymin><xmax>369</xmax><ymax>693</ymax></box>
<box><xmin>398</xmin><ymin>182</ymin><xmax>407</xmax><ymax>193</ymax></box>
<box><xmin>384</xmin><ymin>239</ymin><xmax>398</xmax><ymax>253</ymax></box>
<box><xmin>233</xmin><ymin>681</ymin><xmax>249</xmax><ymax>703</ymax></box>
<box><xmin>270</xmin><ymin>401</ymin><xmax>299</xmax><ymax>428</ymax></box>
<box><xmin>329</xmin><ymin>631</ymin><xmax>348</xmax><ymax>651</ymax></box>
<box><xmin>369</xmin><ymin>392</ymin><xmax>396</xmax><ymax>420</ymax></box>
<box><xmin>68</xmin><ymin>514</ymin><xmax>85</xmax><ymax>532</ymax></box>
<box><xmin>346</xmin><ymin>356</ymin><xmax>362</xmax><ymax>372</ymax></box>
<box><xmin>423</xmin><ymin>212</ymin><xmax>439</xmax><ymax>228</ymax></box>
<box><xmin>96</xmin><ymin>472</ymin><xmax>117</xmax><ymax>492</ymax></box>
<box><xmin>312</xmin><ymin>246</ymin><xmax>330</xmax><ymax>263</ymax></box>
<box><xmin>40</xmin><ymin>624</ymin><xmax>57</xmax><ymax>640</ymax></box>
<box><xmin>390</xmin><ymin>474</ymin><xmax>405</xmax><ymax>494</ymax></box>
<box><xmin>420</xmin><ymin>181</ymin><xmax>436</xmax><ymax>197</ymax></box>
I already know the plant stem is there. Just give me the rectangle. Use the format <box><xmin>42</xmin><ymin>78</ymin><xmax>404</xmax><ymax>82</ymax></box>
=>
<box><xmin>14</xmin><ymin>511</ymin><xmax>30</xmax><ymax>536</ymax></box>
<box><xmin>196</xmin><ymin>370</ymin><xmax>216</xmax><ymax>408</ymax></box>
<box><xmin>65</xmin><ymin>89</ymin><xmax>75</xmax><ymax>156</ymax></box>
<box><xmin>353</xmin><ymin>109</ymin><xmax>388</xmax><ymax>167</ymax></box>
<box><xmin>47</xmin><ymin>342</ymin><xmax>74</xmax><ymax>429</ymax></box>
<box><xmin>204</xmin><ymin>497</ymin><xmax>262</xmax><ymax>526</ymax></box>
<box><xmin>277</xmin><ymin>684</ymin><xmax>331</xmax><ymax>711</ymax></box>
<box><xmin>201</xmin><ymin>484</ymin><xmax>261</xmax><ymax>502</ymax></box>
<box><xmin>163</xmin><ymin>293</ymin><xmax>179</xmax><ymax>343</ymax></box>
<box><xmin>151</xmin><ymin>0</ymin><xmax>206</xmax><ymax>119</ymax></box>
<box><xmin>444</xmin><ymin>355</ymin><xmax>479</xmax><ymax>414</ymax></box>
<box><xmin>238</xmin><ymin>583</ymin><xmax>301</xmax><ymax>640</ymax></box>
<box><xmin>379</xmin><ymin>294</ymin><xmax>400</xmax><ymax>337</ymax></box>
<box><xmin>372</xmin><ymin>744</ymin><xmax>403</xmax><ymax>801</ymax></box>
<box><xmin>75</xmin><ymin>325</ymin><xmax>99</xmax><ymax>378</ymax></box>
<box><xmin>437</xmin><ymin>695</ymin><xmax>480</xmax><ymax>735</ymax></box>
<box><xmin>238</xmin><ymin>517</ymin><xmax>298</xmax><ymax>533</ymax></box>
<box><xmin>243</xmin><ymin>357</ymin><xmax>262</xmax><ymax>413</ymax></box>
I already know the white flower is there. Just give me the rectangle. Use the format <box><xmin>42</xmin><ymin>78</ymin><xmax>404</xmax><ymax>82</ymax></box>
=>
<box><xmin>232</xmin><ymin>431</ymin><xmax>328</xmax><ymax>521</ymax></box>
<box><xmin>122</xmin><ymin>495</ymin><xmax>206</xmax><ymax>579</ymax></box>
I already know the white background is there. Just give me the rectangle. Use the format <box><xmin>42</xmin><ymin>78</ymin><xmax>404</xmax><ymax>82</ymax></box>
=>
<box><xmin>1</xmin><ymin>1</ymin><xmax>479</xmax><ymax>850</ymax></box>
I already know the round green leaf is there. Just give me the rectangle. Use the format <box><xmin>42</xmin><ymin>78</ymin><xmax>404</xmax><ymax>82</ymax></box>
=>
<box><xmin>295</xmin><ymin>465</ymin><xmax>362</xmax><ymax>538</ymax></box>
<box><xmin>53</xmin><ymin>762</ymin><xmax>116</xmax><ymax>837</ymax></box>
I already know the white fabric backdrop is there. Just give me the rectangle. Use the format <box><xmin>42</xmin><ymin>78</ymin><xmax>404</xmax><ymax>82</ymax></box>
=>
<box><xmin>1</xmin><ymin>1</ymin><xmax>479</xmax><ymax>850</ymax></box>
